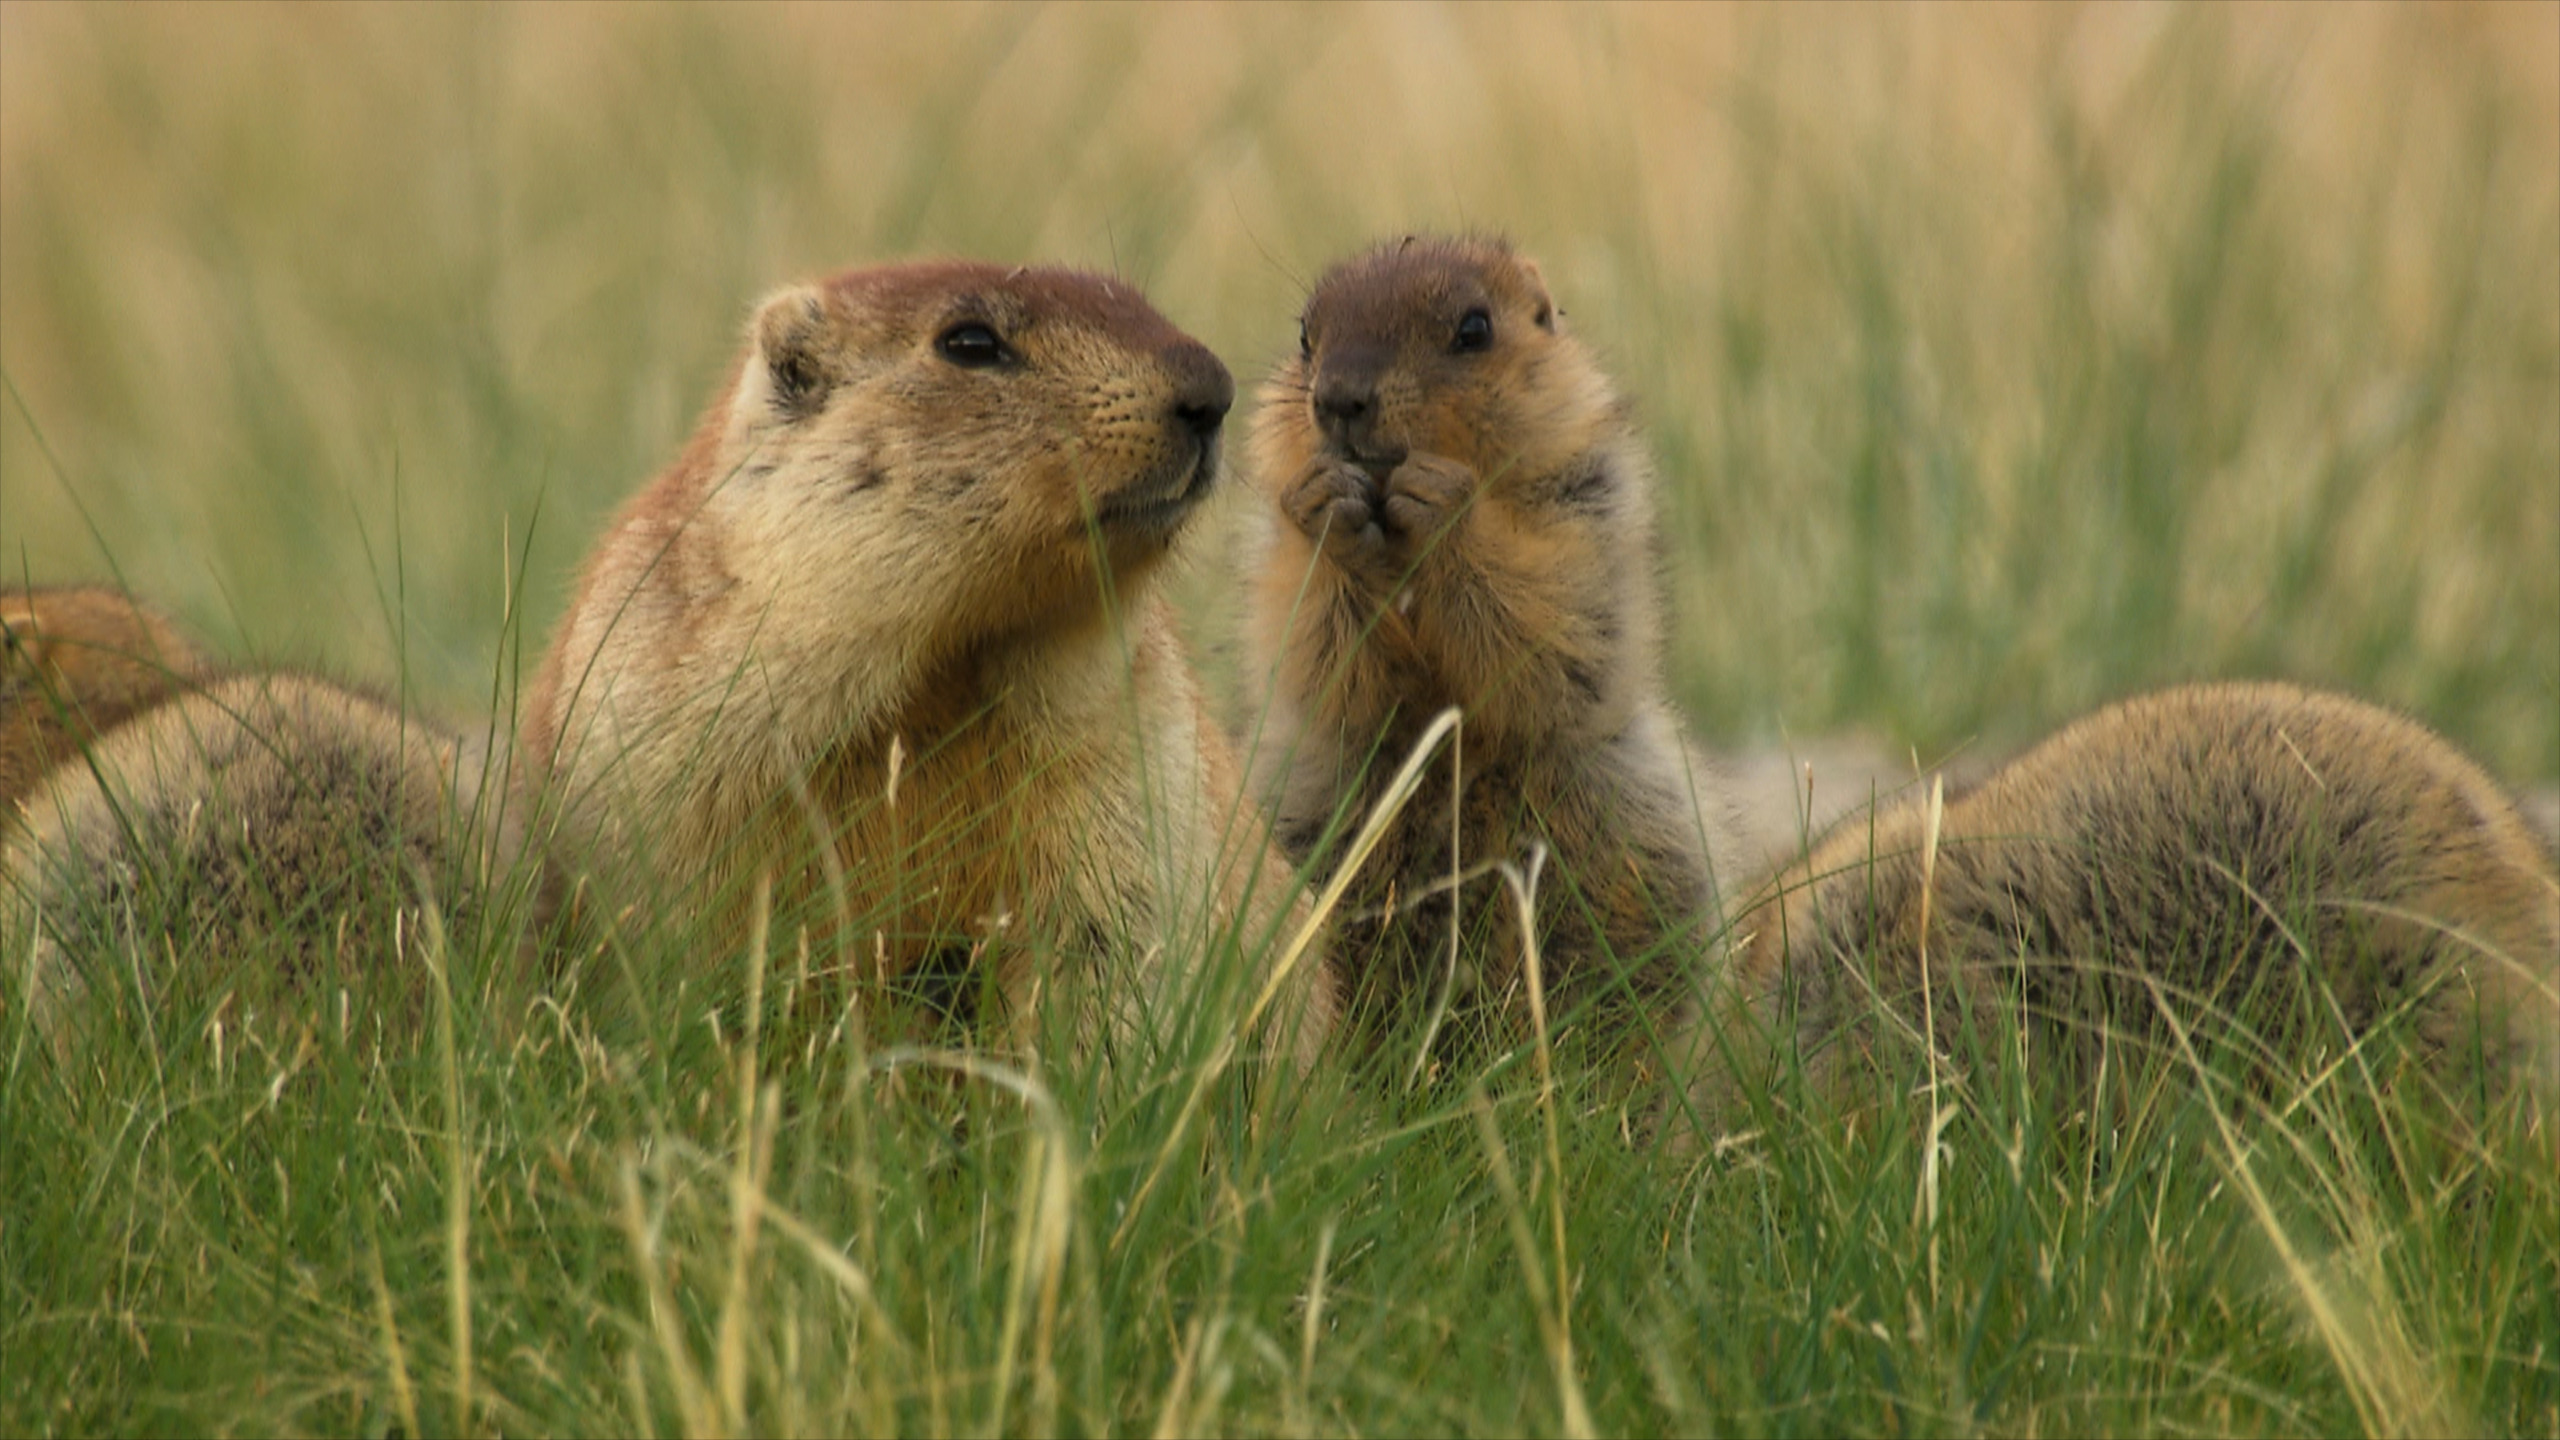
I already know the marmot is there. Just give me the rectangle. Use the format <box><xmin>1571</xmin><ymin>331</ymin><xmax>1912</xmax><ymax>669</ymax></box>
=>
<box><xmin>522</xmin><ymin>260</ymin><xmax>1337</xmax><ymax>1068</ymax></box>
<box><xmin>7</xmin><ymin>671</ymin><xmax>499</xmax><ymax>1031</ymax></box>
<box><xmin>1240</xmin><ymin>235</ymin><xmax>1738</xmax><ymax>1064</ymax></box>
<box><xmin>3</xmin><ymin>586</ymin><xmax>209</xmax><ymax>824</ymax></box>
<box><xmin>1682</xmin><ymin>682</ymin><xmax>2560</xmax><ymax>1137</ymax></box>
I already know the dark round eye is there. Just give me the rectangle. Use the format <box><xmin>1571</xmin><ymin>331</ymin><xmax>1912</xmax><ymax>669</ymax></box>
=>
<box><xmin>1298</xmin><ymin>319</ymin><xmax>1314</xmax><ymax>360</ymax></box>
<box><xmin>1453</xmin><ymin>308</ymin><xmax>1493</xmax><ymax>353</ymax></box>
<box><xmin>937</xmin><ymin>322</ymin><xmax>1009</xmax><ymax>369</ymax></box>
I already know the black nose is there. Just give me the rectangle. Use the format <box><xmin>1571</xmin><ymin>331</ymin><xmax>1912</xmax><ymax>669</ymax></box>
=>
<box><xmin>1175</xmin><ymin>394</ymin><xmax>1228</xmax><ymax>441</ymax></box>
<box><xmin>1314</xmin><ymin>375</ymin><xmax>1374</xmax><ymax>450</ymax></box>
<box><xmin>1167</xmin><ymin>341</ymin><xmax>1234</xmax><ymax>441</ymax></box>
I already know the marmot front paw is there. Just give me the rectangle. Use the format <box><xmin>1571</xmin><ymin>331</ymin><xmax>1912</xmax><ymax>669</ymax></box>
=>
<box><xmin>1283</xmin><ymin>455</ymin><xmax>1387</xmax><ymax>559</ymax></box>
<box><xmin>1379</xmin><ymin>453</ymin><xmax>1476</xmax><ymax>544</ymax></box>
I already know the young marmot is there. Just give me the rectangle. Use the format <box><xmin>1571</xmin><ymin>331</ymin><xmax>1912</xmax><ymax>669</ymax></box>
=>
<box><xmin>4</xmin><ymin>586</ymin><xmax>209</xmax><ymax>825</ymax></box>
<box><xmin>523</xmin><ymin>260</ymin><xmax>1336</xmax><ymax>1068</ymax></box>
<box><xmin>1241</xmin><ymin>235</ymin><xmax>1737</xmax><ymax>1063</ymax></box>
<box><xmin>8</xmin><ymin>671</ymin><xmax>499</xmax><ymax>1031</ymax></box>
<box><xmin>1681</xmin><ymin>682</ymin><xmax>2560</xmax><ymax>1136</ymax></box>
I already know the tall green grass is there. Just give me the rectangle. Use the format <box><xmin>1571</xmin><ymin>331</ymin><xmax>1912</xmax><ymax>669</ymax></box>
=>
<box><xmin>4</xmin><ymin>4</ymin><xmax>2554</xmax><ymax>1436</ymax></box>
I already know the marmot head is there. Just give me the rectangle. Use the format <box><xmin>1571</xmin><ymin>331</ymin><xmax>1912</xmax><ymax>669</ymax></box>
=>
<box><xmin>1256</xmin><ymin>234</ymin><xmax>1618</xmax><ymax>492</ymax></box>
<box><xmin>4</xmin><ymin>587</ymin><xmax>202</xmax><ymax>706</ymax></box>
<box><xmin>705</xmin><ymin>261</ymin><xmax>1234</xmax><ymax>639</ymax></box>
<box><xmin>4</xmin><ymin>587</ymin><xmax>208</xmax><ymax>814</ymax></box>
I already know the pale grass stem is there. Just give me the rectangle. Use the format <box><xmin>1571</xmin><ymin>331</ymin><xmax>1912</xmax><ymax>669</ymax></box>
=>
<box><xmin>8</xmin><ymin>924</ymin><xmax>32</xmax><ymax>1083</ymax></box>
<box><xmin>2142</xmin><ymin>974</ymin><xmax>2463</xmax><ymax>1439</ymax></box>
<box><xmin>418</xmin><ymin>903</ymin><xmax>478</xmax><ymax>1436</ymax></box>
<box><xmin>622</xmin><ymin>1349</ymin><xmax>662</xmax><ymax>1440</ymax></box>
<box><xmin>2324</xmin><ymin>897</ymin><xmax>2560</xmax><ymax>1015</ymax></box>
<box><xmin>1466</xmin><ymin>1085</ymin><xmax>1597</xmax><ymax>1440</ymax></box>
<box><xmin>1110</xmin><ymin>707</ymin><xmax>1468</xmax><ymax>1259</ymax></box>
<box><xmin>1407</xmin><ymin>716</ymin><xmax>1467</xmax><ymax>1088</ymax></box>
<box><xmin>713</xmin><ymin>877</ymin><xmax>775</xmax><ymax>1435</ymax></box>
<box><xmin>364</xmin><ymin>1227</ymin><xmax>421</xmax><ymax>1440</ymax></box>
<box><xmin>867</xmin><ymin>1048</ymin><xmax>1075</xmax><ymax>1439</ymax></box>
<box><xmin>1913</xmin><ymin>776</ymin><xmax>1952</xmax><ymax>1306</ymax></box>
<box><xmin>2187</xmin><ymin>855</ymin><xmax>2423</xmax><ymax>1194</ymax></box>
<box><xmin>751</xmin><ymin>1202</ymin><xmax>908</xmax><ymax>1353</ymax></box>
<box><xmin>1151</xmin><ymin>1311</ymin><xmax>1227</xmax><ymax>1440</ymax></box>
<box><xmin>618</xmin><ymin>1154</ymin><xmax>718</xmax><ymax>1439</ymax></box>
<box><xmin>1492</xmin><ymin>842</ymin><xmax>1597</xmax><ymax>1440</ymax></box>
<box><xmin>994</xmin><ymin>1122</ymin><xmax>1072</xmax><ymax>1439</ymax></box>
<box><xmin>1800</xmin><ymin>759</ymin><xmax>1816</xmax><ymax>859</ymax></box>
<box><xmin>1298</xmin><ymin>1217</ymin><xmax>1336</xmax><ymax>1401</ymax></box>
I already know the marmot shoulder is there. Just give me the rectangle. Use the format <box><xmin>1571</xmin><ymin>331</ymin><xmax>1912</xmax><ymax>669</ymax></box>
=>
<box><xmin>524</xmin><ymin>260</ymin><xmax>1336</xmax><ymax>1068</ymax></box>
<box><xmin>1241</xmin><ymin>234</ymin><xmax>1738</xmax><ymax>1067</ymax></box>
<box><xmin>1686</xmin><ymin>681</ymin><xmax>2560</xmax><ymax>1136</ymax></box>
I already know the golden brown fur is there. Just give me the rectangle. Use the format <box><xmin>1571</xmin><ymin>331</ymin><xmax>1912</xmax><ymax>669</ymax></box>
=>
<box><xmin>524</xmin><ymin>260</ymin><xmax>1336</xmax><ymax>1067</ymax></box>
<box><xmin>1682</xmin><ymin>682</ymin><xmax>2560</xmax><ymax>1137</ymax></box>
<box><xmin>1242</xmin><ymin>235</ymin><xmax>1738</xmax><ymax>1063</ymax></box>
<box><xmin>6</xmin><ymin>672</ymin><xmax>496</xmax><ymax>1029</ymax></box>
<box><xmin>3</xmin><ymin>586</ymin><xmax>208</xmax><ymax>825</ymax></box>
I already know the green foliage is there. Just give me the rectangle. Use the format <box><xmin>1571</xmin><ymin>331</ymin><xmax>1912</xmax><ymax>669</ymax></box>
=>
<box><xmin>9</xmin><ymin>872</ymin><xmax>2554</xmax><ymax>1436</ymax></box>
<box><xmin>3</xmin><ymin>6</ymin><xmax>2554</xmax><ymax>1436</ymax></box>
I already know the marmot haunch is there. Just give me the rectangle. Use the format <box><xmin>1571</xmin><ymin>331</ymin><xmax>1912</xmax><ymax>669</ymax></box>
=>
<box><xmin>1681</xmin><ymin>682</ymin><xmax>2560</xmax><ymax>1137</ymax></box>
<box><xmin>1241</xmin><ymin>235</ymin><xmax>1738</xmax><ymax>1064</ymax></box>
<box><xmin>523</xmin><ymin>260</ymin><xmax>1337</xmax><ymax>1068</ymax></box>
<box><xmin>4</xmin><ymin>586</ymin><xmax>209</xmax><ymax>825</ymax></box>
<box><xmin>7</xmin><ymin>671</ymin><xmax>499</xmax><ymax>1031</ymax></box>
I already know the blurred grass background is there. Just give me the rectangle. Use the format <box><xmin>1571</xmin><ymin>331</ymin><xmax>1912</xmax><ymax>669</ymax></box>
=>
<box><xmin>5</xmin><ymin>1</ymin><xmax>2551</xmax><ymax>781</ymax></box>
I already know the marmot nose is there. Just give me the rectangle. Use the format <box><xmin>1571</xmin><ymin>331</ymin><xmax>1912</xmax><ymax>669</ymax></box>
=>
<box><xmin>1167</xmin><ymin>343</ymin><xmax>1234</xmax><ymax>441</ymax></box>
<box><xmin>1314</xmin><ymin>378</ymin><xmax>1374</xmax><ymax>448</ymax></box>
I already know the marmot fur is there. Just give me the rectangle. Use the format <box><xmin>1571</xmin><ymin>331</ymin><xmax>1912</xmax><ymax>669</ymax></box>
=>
<box><xmin>523</xmin><ymin>260</ymin><xmax>1337</xmax><ymax>1068</ymax></box>
<box><xmin>1242</xmin><ymin>235</ymin><xmax>1737</xmax><ymax>1068</ymax></box>
<box><xmin>3</xmin><ymin>586</ymin><xmax>209</xmax><ymax>826</ymax></box>
<box><xmin>1682</xmin><ymin>682</ymin><xmax>2560</xmax><ymax>1136</ymax></box>
<box><xmin>7</xmin><ymin>672</ymin><xmax>497</xmax><ymax>1031</ymax></box>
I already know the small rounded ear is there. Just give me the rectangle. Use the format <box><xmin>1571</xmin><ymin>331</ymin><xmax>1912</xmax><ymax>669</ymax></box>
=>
<box><xmin>1515</xmin><ymin>258</ymin><xmax>1558</xmax><ymax>332</ymax></box>
<box><xmin>751</xmin><ymin>286</ymin><xmax>836</xmax><ymax>420</ymax></box>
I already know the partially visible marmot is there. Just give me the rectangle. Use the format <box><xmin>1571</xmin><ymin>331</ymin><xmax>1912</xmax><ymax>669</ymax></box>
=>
<box><xmin>523</xmin><ymin>261</ymin><xmax>1337</xmax><ymax>1068</ymax></box>
<box><xmin>7</xmin><ymin>672</ymin><xmax>500</xmax><ymax>1031</ymax></box>
<box><xmin>3</xmin><ymin>586</ymin><xmax>209</xmax><ymax>824</ymax></box>
<box><xmin>1241</xmin><ymin>235</ymin><xmax>1738</xmax><ymax>1064</ymax></box>
<box><xmin>1682</xmin><ymin>682</ymin><xmax>2560</xmax><ymax>1137</ymax></box>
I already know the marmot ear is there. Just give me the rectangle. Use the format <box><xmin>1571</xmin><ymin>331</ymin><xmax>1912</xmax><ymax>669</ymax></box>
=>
<box><xmin>1516</xmin><ymin>258</ymin><xmax>1558</xmax><ymax>333</ymax></box>
<box><xmin>751</xmin><ymin>286</ymin><xmax>835</xmax><ymax>420</ymax></box>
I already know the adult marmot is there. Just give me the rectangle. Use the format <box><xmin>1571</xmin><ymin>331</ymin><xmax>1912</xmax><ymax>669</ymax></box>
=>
<box><xmin>1683</xmin><ymin>682</ymin><xmax>2560</xmax><ymax>1136</ymax></box>
<box><xmin>523</xmin><ymin>261</ymin><xmax>1335</xmax><ymax>1068</ymax></box>
<box><xmin>1241</xmin><ymin>235</ymin><xmax>1737</xmax><ymax>1067</ymax></box>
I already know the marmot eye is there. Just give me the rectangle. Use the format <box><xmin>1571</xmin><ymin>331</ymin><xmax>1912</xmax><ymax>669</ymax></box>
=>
<box><xmin>1453</xmin><ymin>308</ymin><xmax>1494</xmax><ymax>353</ymax></box>
<box><xmin>937</xmin><ymin>322</ymin><xmax>1009</xmax><ymax>369</ymax></box>
<box><xmin>1298</xmin><ymin>319</ymin><xmax>1313</xmax><ymax>360</ymax></box>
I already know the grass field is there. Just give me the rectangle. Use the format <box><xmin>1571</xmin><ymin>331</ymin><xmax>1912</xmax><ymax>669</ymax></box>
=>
<box><xmin>4</xmin><ymin>4</ymin><xmax>2556</xmax><ymax>1435</ymax></box>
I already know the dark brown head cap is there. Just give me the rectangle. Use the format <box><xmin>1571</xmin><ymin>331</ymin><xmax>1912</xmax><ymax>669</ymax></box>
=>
<box><xmin>1297</xmin><ymin>234</ymin><xmax>1556</xmax><ymax>360</ymax></box>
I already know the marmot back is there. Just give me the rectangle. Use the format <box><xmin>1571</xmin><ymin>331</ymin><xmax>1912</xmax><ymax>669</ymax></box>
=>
<box><xmin>7</xmin><ymin>672</ymin><xmax>500</xmax><ymax>1033</ymax></box>
<box><xmin>3</xmin><ymin>587</ymin><xmax>208</xmax><ymax>824</ymax></box>
<box><xmin>1241</xmin><ymin>234</ymin><xmax>1737</xmax><ymax>1069</ymax></box>
<box><xmin>1686</xmin><ymin>682</ymin><xmax>2560</xmax><ymax>1137</ymax></box>
<box><xmin>525</xmin><ymin>260</ymin><xmax>1335</xmax><ymax>1069</ymax></box>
